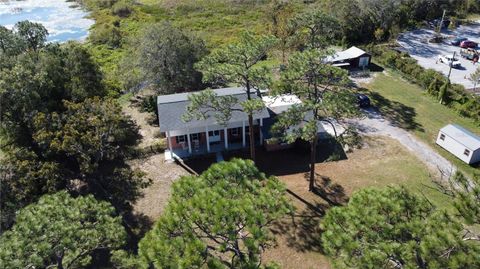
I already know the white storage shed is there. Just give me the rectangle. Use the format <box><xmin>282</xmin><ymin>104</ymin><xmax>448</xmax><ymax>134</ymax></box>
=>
<box><xmin>436</xmin><ymin>124</ymin><xmax>480</xmax><ymax>164</ymax></box>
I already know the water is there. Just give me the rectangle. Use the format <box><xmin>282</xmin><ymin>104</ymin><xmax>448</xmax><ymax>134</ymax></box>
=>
<box><xmin>0</xmin><ymin>0</ymin><xmax>95</xmax><ymax>42</ymax></box>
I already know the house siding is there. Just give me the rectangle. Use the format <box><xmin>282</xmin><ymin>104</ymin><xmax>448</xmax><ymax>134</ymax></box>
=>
<box><xmin>436</xmin><ymin>131</ymin><xmax>477</xmax><ymax>164</ymax></box>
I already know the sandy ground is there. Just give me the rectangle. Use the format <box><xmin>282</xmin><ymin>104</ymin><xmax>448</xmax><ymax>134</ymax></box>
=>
<box><xmin>262</xmin><ymin>136</ymin><xmax>435</xmax><ymax>269</ymax></box>
<box><xmin>348</xmin><ymin>108</ymin><xmax>455</xmax><ymax>178</ymax></box>
<box><xmin>123</xmin><ymin>97</ymin><xmax>188</xmax><ymax>221</ymax></box>
<box><xmin>129</xmin><ymin>155</ymin><xmax>187</xmax><ymax>220</ymax></box>
<box><xmin>123</xmin><ymin>103</ymin><xmax>160</xmax><ymax>149</ymax></box>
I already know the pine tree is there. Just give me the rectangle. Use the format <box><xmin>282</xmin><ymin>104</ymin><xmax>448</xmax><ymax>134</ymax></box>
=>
<box><xmin>322</xmin><ymin>187</ymin><xmax>480</xmax><ymax>269</ymax></box>
<box><xmin>138</xmin><ymin>159</ymin><xmax>292</xmax><ymax>268</ymax></box>
<box><xmin>271</xmin><ymin>49</ymin><xmax>359</xmax><ymax>192</ymax></box>
<box><xmin>185</xmin><ymin>32</ymin><xmax>277</xmax><ymax>163</ymax></box>
<box><xmin>0</xmin><ymin>192</ymin><xmax>126</xmax><ymax>269</ymax></box>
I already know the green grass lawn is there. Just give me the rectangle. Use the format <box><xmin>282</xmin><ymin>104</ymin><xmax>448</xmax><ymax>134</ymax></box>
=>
<box><xmin>363</xmin><ymin>72</ymin><xmax>480</xmax><ymax>176</ymax></box>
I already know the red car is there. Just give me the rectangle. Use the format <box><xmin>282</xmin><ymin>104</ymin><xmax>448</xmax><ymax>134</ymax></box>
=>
<box><xmin>460</xmin><ymin>40</ymin><xmax>478</xmax><ymax>48</ymax></box>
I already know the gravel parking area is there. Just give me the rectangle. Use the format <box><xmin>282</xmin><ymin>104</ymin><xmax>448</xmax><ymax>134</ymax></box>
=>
<box><xmin>398</xmin><ymin>22</ymin><xmax>480</xmax><ymax>92</ymax></box>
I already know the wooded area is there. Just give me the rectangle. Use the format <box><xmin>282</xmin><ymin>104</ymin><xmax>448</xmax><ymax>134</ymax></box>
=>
<box><xmin>1</xmin><ymin>0</ymin><xmax>480</xmax><ymax>268</ymax></box>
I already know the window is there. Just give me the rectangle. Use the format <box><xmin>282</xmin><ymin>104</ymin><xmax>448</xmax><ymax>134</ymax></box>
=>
<box><xmin>464</xmin><ymin>149</ymin><xmax>471</xmax><ymax>156</ymax></box>
<box><xmin>208</xmin><ymin>130</ymin><xmax>220</xmax><ymax>136</ymax></box>
<box><xmin>439</xmin><ymin>134</ymin><xmax>445</xmax><ymax>141</ymax></box>
<box><xmin>191</xmin><ymin>133</ymin><xmax>199</xmax><ymax>141</ymax></box>
<box><xmin>176</xmin><ymin>135</ymin><xmax>186</xmax><ymax>144</ymax></box>
<box><xmin>245</xmin><ymin>126</ymin><xmax>250</xmax><ymax>135</ymax></box>
<box><xmin>231</xmin><ymin>128</ymin><xmax>239</xmax><ymax>136</ymax></box>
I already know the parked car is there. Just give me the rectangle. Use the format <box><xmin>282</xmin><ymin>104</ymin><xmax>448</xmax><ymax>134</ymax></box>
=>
<box><xmin>356</xmin><ymin>94</ymin><xmax>370</xmax><ymax>108</ymax></box>
<box><xmin>460</xmin><ymin>48</ymin><xmax>479</xmax><ymax>61</ymax></box>
<box><xmin>438</xmin><ymin>55</ymin><xmax>461</xmax><ymax>68</ymax></box>
<box><xmin>451</xmin><ymin>37</ymin><xmax>468</xmax><ymax>46</ymax></box>
<box><xmin>460</xmin><ymin>40</ymin><xmax>478</xmax><ymax>48</ymax></box>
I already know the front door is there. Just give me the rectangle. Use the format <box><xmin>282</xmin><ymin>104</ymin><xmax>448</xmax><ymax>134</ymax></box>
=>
<box><xmin>208</xmin><ymin>130</ymin><xmax>221</xmax><ymax>143</ymax></box>
<box><xmin>359</xmin><ymin>56</ymin><xmax>370</xmax><ymax>68</ymax></box>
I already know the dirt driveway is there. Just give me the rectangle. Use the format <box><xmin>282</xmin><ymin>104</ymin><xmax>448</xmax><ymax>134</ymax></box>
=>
<box><xmin>123</xmin><ymin>98</ymin><xmax>188</xmax><ymax>221</ymax></box>
<box><xmin>348</xmin><ymin>108</ymin><xmax>456</xmax><ymax>178</ymax></box>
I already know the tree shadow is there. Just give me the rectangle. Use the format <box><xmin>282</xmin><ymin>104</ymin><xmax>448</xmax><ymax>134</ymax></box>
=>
<box><xmin>359</xmin><ymin>88</ymin><xmax>425</xmax><ymax>132</ymax></box>
<box><xmin>270</xmin><ymin>176</ymin><xmax>349</xmax><ymax>253</ymax></box>
<box><xmin>368</xmin><ymin>62</ymin><xmax>384</xmax><ymax>72</ymax></box>
<box><xmin>223</xmin><ymin>139</ymin><xmax>348</xmax><ymax>177</ymax></box>
<box><xmin>270</xmin><ymin>191</ymin><xmax>329</xmax><ymax>253</ymax></box>
<box><xmin>308</xmin><ymin>174</ymin><xmax>349</xmax><ymax>206</ymax></box>
<box><xmin>122</xmin><ymin>210</ymin><xmax>154</xmax><ymax>250</ymax></box>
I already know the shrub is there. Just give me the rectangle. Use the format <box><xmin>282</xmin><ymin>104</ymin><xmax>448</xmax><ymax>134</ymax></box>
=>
<box><xmin>89</xmin><ymin>23</ymin><xmax>122</xmax><ymax>48</ymax></box>
<box><xmin>112</xmin><ymin>0</ymin><xmax>133</xmax><ymax>17</ymax></box>
<box><xmin>369</xmin><ymin>45</ymin><xmax>480</xmax><ymax>124</ymax></box>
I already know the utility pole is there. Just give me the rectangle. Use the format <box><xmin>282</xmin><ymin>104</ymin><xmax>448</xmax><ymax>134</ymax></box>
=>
<box><xmin>447</xmin><ymin>51</ymin><xmax>456</xmax><ymax>82</ymax></box>
<box><xmin>438</xmin><ymin>9</ymin><xmax>447</xmax><ymax>34</ymax></box>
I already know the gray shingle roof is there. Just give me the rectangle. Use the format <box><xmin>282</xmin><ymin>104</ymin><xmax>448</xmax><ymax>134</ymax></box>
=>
<box><xmin>157</xmin><ymin>87</ymin><xmax>270</xmax><ymax>132</ymax></box>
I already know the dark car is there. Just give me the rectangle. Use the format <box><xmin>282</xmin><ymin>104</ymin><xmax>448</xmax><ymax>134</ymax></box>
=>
<box><xmin>451</xmin><ymin>37</ymin><xmax>467</xmax><ymax>46</ymax></box>
<box><xmin>356</xmin><ymin>94</ymin><xmax>370</xmax><ymax>108</ymax></box>
<box><xmin>460</xmin><ymin>40</ymin><xmax>478</xmax><ymax>48</ymax></box>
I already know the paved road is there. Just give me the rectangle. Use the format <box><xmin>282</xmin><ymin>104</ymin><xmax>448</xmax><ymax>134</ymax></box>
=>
<box><xmin>348</xmin><ymin>108</ymin><xmax>456</xmax><ymax>178</ymax></box>
<box><xmin>397</xmin><ymin>23</ymin><xmax>480</xmax><ymax>93</ymax></box>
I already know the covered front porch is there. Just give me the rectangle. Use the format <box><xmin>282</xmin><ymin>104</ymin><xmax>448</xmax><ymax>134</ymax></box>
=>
<box><xmin>164</xmin><ymin>119</ymin><xmax>264</xmax><ymax>161</ymax></box>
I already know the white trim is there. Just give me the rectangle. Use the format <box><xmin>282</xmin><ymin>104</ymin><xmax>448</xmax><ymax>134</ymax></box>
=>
<box><xmin>187</xmin><ymin>130</ymin><xmax>192</xmax><ymax>154</ymax></box>
<box><xmin>166</xmin><ymin>131</ymin><xmax>172</xmax><ymax>153</ymax></box>
<box><xmin>205</xmin><ymin>126</ymin><xmax>210</xmax><ymax>152</ymax></box>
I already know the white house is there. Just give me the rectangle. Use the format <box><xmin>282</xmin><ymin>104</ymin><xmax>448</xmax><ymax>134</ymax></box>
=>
<box><xmin>436</xmin><ymin>124</ymin><xmax>480</xmax><ymax>164</ymax></box>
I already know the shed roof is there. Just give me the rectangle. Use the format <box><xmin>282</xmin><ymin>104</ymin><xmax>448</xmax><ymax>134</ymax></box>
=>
<box><xmin>440</xmin><ymin>124</ymin><xmax>480</xmax><ymax>150</ymax></box>
<box><xmin>327</xmin><ymin>46</ymin><xmax>370</xmax><ymax>63</ymax></box>
<box><xmin>157</xmin><ymin>87</ymin><xmax>270</xmax><ymax>132</ymax></box>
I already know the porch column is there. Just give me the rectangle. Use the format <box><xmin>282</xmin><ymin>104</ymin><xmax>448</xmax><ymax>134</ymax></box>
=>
<box><xmin>187</xmin><ymin>130</ymin><xmax>192</xmax><ymax>154</ymax></box>
<box><xmin>224</xmin><ymin>128</ymin><xmax>229</xmax><ymax>150</ymax></box>
<box><xmin>166</xmin><ymin>131</ymin><xmax>172</xmax><ymax>152</ymax></box>
<box><xmin>259</xmin><ymin>118</ymin><xmax>264</xmax><ymax>145</ymax></box>
<box><xmin>205</xmin><ymin>126</ymin><xmax>210</xmax><ymax>152</ymax></box>
<box><xmin>242</xmin><ymin>121</ymin><xmax>246</xmax><ymax>147</ymax></box>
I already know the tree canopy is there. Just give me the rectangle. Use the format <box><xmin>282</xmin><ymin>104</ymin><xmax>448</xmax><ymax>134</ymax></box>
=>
<box><xmin>271</xmin><ymin>49</ymin><xmax>358</xmax><ymax>191</ymax></box>
<box><xmin>186</xmin><ymin>31</ymin><xmax>277</xmax><ymax>162</ymax></box>
<box><xmin>138</xmin><ymin>159</ymin><xmax>292</xmax><ymax>268</ymax></box>
<box><xmin>0</xmin><ymin>191</ymin><xmax>126</xmax><ymax>269</ymax></box>
<box><xmin>322</xmin><ymin>187</ymin><xmax>480</xmax><ymax>269</ymax></box>
<box><xmin>0</xmin><ymin>22</ymin><xmax>147</xmax><ymax>231</ymax></box>
<box><xmin>289</xmin><ymin>9</ymin><xmax>340</xmax><ymax>49</ymax></box>
<box><xmin>123</xmin><ymin>22</ymin><xmax>207</xmax><ymax>93</ymax></box>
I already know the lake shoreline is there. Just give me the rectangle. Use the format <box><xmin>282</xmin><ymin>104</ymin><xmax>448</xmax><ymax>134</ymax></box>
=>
<box><xmin>0</xmin><ymin>0</ymin><xmax>95</xmax><ymax>42</ymax></box>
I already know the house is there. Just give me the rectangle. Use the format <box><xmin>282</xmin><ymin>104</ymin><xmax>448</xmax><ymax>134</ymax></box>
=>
<box><xmin>158</xmin><ymin>89</ymin><xmax>347</xmax><ymax>161</ymax></box>
<box><xmin>157</xmin><ymin>87</ymin><xmax>270</xmax><ymax>161</ymax></box>
<box><xmin>327</xmin><ymin>46</ymin><xmax>371</xmax><ymax>69</ymax></box>
<box><xmin>259</xmin><ymin>94</ymin><xmax>347</xmax><ymax>152</ymax></box>
<box><xmin>436</xmin><ymin>124</ymin><xmax>480</xmax><ymax>164</ymax></box>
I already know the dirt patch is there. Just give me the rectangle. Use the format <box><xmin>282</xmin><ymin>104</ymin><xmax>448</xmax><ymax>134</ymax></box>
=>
<box><xmin>122</xmin><ymin>94</ymin><xmax>188</xmax><ymax>222</ymax></box>
<box><xmin>123</xmin><ymin>99</ymin><xmax>160</xmax><ymax>149</ymax></box>
<box><xmin>262</xmin><ymin>136</ymin><xmax>434</xmax><ymax>269</ymax></box>
<box><xmin>129</xmin><ymin>154</ymin><xmax>187</xmax><ymax>220</ymax></box>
